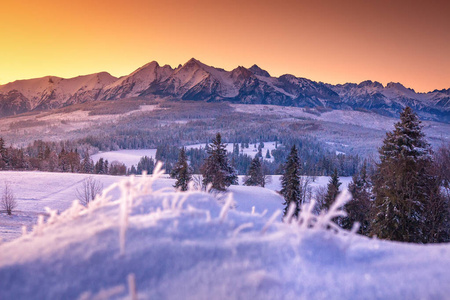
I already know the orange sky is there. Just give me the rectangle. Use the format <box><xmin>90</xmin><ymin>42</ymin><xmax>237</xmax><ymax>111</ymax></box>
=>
<box><xmin>0</xmin><ymin>0</ymin><xmax>449</xmax><ymax>92</ymax></box>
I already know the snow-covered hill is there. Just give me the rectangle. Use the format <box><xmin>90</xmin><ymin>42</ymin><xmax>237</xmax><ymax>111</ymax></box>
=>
<box><xmin>0</xmin><ymin>170</ymin><xmax>449</xmax><ymax>299</ymax></box>
<box><xmin>0</xmin><ymin>170</ymin><xmax>352</xmax><ymax>242</ymax></box>
<box><xmin>1</xmin><ymin>58</ymin><xmax>448</xmax><ymax>122</ymax></box>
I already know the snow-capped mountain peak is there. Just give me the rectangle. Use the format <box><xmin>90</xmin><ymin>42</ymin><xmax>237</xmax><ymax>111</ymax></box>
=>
<box><xmin>0</xmin><ymin>59</ymin><xmax>448</xmax><ymax>122</ymax></box>
<box><xmin>249</xmin><ymin>64</ymin><xmax>271</xmax><ymax>77</ymax></box>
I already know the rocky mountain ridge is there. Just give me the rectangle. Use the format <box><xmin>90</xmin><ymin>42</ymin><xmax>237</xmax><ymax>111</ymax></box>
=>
<box><xmin>1</xmin><ymin>58</ymin><xmax>448</xmax><ymax>122</ymax></box>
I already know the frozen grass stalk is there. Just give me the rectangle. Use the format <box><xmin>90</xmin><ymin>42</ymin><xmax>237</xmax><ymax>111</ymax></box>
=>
<box><xmin>119</xmin><ymin>180</ymin><xmax>132</xmax><ymax>255</ymax></box>
<box><xmin>232</xmin><ymin>222</ymin><xmax>254</xmax><ymax>238</ymax></box>
<box><xmin>219</xmin><ymin>193</ymin><xmax>234</xmax><ymax>221</ymax></box>
<box><xmin>261</xmin><ymin>210</ymin><xmax>281</xmax><ymax>234</ymax></box>
<box><xmin>283</xmin><ymin>202</ymin><xmax>297</xmax><ymax>224</ymax></box>
<box><xmin>128</xmin><ymin>273</ymin><xmax>138</xmax><ymax>300</ymax></box>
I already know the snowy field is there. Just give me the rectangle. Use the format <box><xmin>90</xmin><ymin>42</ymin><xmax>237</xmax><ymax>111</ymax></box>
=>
<box><xmin>91</xmin><ymin>149</ymin><xmax>158</xmax><ymax>168</ymax></box>
<box><xmin>0</xmin><ymin>171</ymin><xmax>449</xmax><ymax>299</ymax></box>
<box><xmin>0</xmin><ymin>171</ymin><xmax>350</xmax><ymax>242</ymax></box>
<box><xmin>92</xmin><ymin>142</ymin><xmax>279</xmax><ymax>168</ymax></box>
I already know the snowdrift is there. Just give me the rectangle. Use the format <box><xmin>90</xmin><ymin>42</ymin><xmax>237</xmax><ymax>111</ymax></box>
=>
<box><xmin>1</xmin><ymin>167</ymin><xmax>449</xmax><ymax>299</ymax></box>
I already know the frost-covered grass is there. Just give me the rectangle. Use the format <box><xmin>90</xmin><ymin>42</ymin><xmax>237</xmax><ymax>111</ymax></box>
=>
<box><xmin>0</xmin><ymin>170</ymin><xmax>449</xmax><ymax>299</ymax></box>
<box><xmin>0</xmin><ymin>172</ymin><xmax>288</xmax><ymax>242</ymax></box>
<box><xmin>0</xmin><ymin>171</ymin><xmax>350</xmax><ymax>243</ymax></box>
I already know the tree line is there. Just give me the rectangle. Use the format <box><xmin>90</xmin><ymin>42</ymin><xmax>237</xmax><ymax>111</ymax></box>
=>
<box><xmin>278</xmin><ymin>107</ymin><xmax>450</xmax><ymax>243</ymax></box>
<box><xmin>171</xmin><ymin>107</ymin><xmax>449</xmax><ymax>243</ymax></box>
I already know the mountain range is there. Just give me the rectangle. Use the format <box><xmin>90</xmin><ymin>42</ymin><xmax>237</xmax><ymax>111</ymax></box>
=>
<box><xmin>1</xmin><ymin>58</ymin><xmax>449</xmax><ymax>122</ymax></box>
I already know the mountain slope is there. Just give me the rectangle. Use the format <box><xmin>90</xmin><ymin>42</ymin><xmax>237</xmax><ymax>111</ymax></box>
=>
<box><xmin>0</xmin><ymin>72</ymin><xmax>117</xmax><ymax>116</ymax></box>
<box><xmin>0</xmin><ymin>59</ymin><xmax>448</xmax><ymax>122</ymax></box>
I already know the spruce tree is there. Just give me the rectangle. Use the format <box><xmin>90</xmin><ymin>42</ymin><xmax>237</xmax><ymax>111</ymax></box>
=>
<box><xmin>371</xmin><ymin>106</ymin><xmax>442</xmax><ymax>243</ymax></box>
<box><xmin>94</xmin><ymin>157</ymin><xmax>104</xmax><ymax>174</ymax></box>
<box><xmin>137</xmin><ymin>156</ymin><xmax>155</xmax><ymax>174</ymax></box>
<box><xmin>280</xmin><ymin>145</ymin><xmax>302</xmax><ymax>218</ymax></box>
<box><xmin>201</xmin><ymin>133</ymin><xmax>237</xmax><ymax>191</ymax></box>
<box><xmin>81</xmin><ymin>151</ymin><xmax>94</xmax><ymax>174</ymax></box>
<box><xmin>324</xmin><ymin>168</ymin><xmax>341</xmax><ymax>211</ymax></box>
<box><xmin>342</xmin><ymin>163</ymin><xmax>372</xmax><ymax>235</ymax></box>
<box><xmin>0</xmin><ymin>137</ymin><xmax>6</xmax><ymax>169</ymax></box>
<box><xmin>244</xmin><ymin>156</ymin><xmax>264</xmax><ymax>187</ymax></box>
<box><xmin>171</xmin><ymin>147</ymin><xmax>192</xmax><ymax>191</ymax></box>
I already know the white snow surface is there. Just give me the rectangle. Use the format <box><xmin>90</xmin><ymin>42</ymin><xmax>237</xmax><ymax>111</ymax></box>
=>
<box><xmin>0</xmin><ymin>171</ymin><xmax>449</xmax><ymax>299</ymax></box>
<box><xmin>91</xmin><ymin>149</ymin><xmax>158</xmax><ymax>168</ymax></box>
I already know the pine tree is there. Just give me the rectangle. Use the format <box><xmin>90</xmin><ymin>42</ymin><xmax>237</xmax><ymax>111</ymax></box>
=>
<box><xmin>58</xmin><ymin>147</ymin><xmax>68</xmax><ymax>172</ymax></box>
<box><xmin>0</xmin><ymin>137</ymin><xmax>5</xmax><ymax>157</ymax></box>
<box><xmin>244</xmin><ymin>156</ymin><xmax>264</xmax><ymax>187</ymax></box>
<box><xmin>324</xmin><ymin>168</ymin><xmax>341</xmax><ymax>211</ymax></box>
<box><xmin>129</xmin><ymin>165</ymin><xmax>137</xmax><ymax>175</ymax></box>
<box><xmin>341</xmin><ymin>163</ymin><xmax>372</xmax><ymax>235</ymax></box>
<box><xmin>201</xmin><ymin>133</ymin><xmax>237</xmax><ymax>191</ymax></box>
<box><xmin>371</xmin><ymin>106</ymin><xmax>443</xmax><ymax>243</ymax></box>
<box><xmin>280</xmin><ymin>145</ymin><xmax>302</xmax><ymax>218</ymax></box>
<box><xmin>136</xmin><ymin>156</ymin><xmax>155</xmax><ymax>174</ymax></box>
<box><xmin>0</xmin><ymin>137</ymin><xmax>6</xmax><ymax>169</ymax></box>
<box><xmin>94</xmin><ymin>158</ymin><xmax>104</xmax><ymax>174</ymax></box>
<box><xmin>233</xmin><ymin>143</ymin><xmax>240</xmax><ymax>156</ymax></box>
<box><xmin>171</xmin><ymin>147</ymin><xmax>192</xmax><ymax>191</ymax></box>
<box><xmin>104</xmin><ymin>160</ymin><xmax>109</xmax><ymax>174</ymax></box>
<box><xmin>265</xmin><ymin>149</ymin><xmax>271</xmax><ymax>159</ymax></box>
<box><xmin>81</xmin><ymin>151</ymin><xmax>94</xmax><ymax>174</ymax></box>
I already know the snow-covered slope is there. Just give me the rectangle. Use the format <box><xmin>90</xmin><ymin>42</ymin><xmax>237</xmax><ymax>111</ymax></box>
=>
<box><xmin>0</xmin><ymin>72</ymin><xmax>117</xmax><ymax>115</ymax></box>
<box><xmin>1</xmin><ymin>58</ymin><xmax>447</xmax><ymax>122</ymax></box>
<box><xmin>0</xmin><ymin>171</ymin><xmax>449</xmax><ymax>299</ymax></box>
<box><xmin>329</xmin><ymin>81</ymin><xmax>450</xmax><ymax>121</ymax></box>
<box><xmin>100</xmin><ymin>61</ymin><xmax>173</xmax><ymax>99</ymax></box>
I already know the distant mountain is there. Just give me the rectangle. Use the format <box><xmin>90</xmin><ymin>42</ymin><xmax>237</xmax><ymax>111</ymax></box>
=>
<box><xmin>1</xmin><ymin>58</ymin><xmax>449</xmax><ymax>122</ymax></box>
<box><xmin>0</xmin><ymin>72</ymin><xmax>117</xmax><ymax>115</ymax></box>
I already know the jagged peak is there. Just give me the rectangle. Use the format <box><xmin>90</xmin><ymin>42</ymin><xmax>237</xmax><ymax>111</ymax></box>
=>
<box><xmin>279</xmin><ymin>74</ymin><xmax>298</xmax><ymax>81</ymax></box>
<box><xmin>134</xmin><ymin>61</ymin><xmax>160</xmax><ymax>72</ymax></box>
<box><xmin>231</xmin><ymin>66</ymin><xmax>253</xmax><ymax>79</ymax></box>
<box><xmin>249</xmin><ymin>64</ymin><xmax>270</xmax><ymax>77</ymax></box>
<box><xmin>183</xmin><ymin>57</ymin><xmax>204</xmax><ymax>68</ymax></box>
<box><xmin>173</xmin><ymin>58</ymin><xmax>208</xmax><ymax>75</ymax></box>
<box><xmin>386</xmin><ymin>82</ymin><xmax>416</xmax><ymax>93</ymax></box>
<box><xmin>357</xmin><ymin>80</ymin><xmax>384</xmax><ymax>89</ymax></box>
<box><xmin>430</xmin><ymin>88</ymin><xmax>450</xmax><ymax>94</ymax></box>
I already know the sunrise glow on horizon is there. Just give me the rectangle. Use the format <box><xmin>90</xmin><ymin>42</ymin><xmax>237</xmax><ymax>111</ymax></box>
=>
<box><xmin>1</xmin><ymin>0</ymin><xmax>449</xmax><ymax>92</ymax></box>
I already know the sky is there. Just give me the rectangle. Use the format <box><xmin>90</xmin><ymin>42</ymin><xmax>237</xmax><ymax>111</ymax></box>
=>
<box><xmin>0</xmin><ymin>0</ymin><xmax>449</xmax><ymax>92</ymax></box>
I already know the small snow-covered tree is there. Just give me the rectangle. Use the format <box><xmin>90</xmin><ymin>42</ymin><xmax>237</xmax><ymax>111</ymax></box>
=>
<box><xmin>280</xmin><ymin>145</ymin><xmax>302</xmax><ymax>218</ymax></box>
<box><xmin>341</xmin><ymin>163</ymin><xmax>372</xmax><ymax>235</ymax></box>
<box><xmin>1</xmin><ymin>182</ymin><xmax>17</xmax><ymax>215</ymax></box>
<box><xmin>244</xmin><ymin>156</ymin><xmax>265</xmax><ymax>187</ymax></box>
<box><xmin>201</xmin><ymin>133</ymin><xmax>237</xmax><ymax>191</ymax></box>
<box><xmin>94</xmin><ymin>157</ymin><xmax>105</xmax><ymax>174</ymax></box>
<box><xmin>81</xmin><ymin>151</ymin><xmax>94</xmax><ymax>173</ymax></box>
<box><xmin>324</xmin><ymin>168</ymin><xmax>341</xmax><ymax>211</ymax></box>
<box><xmin>0</xmin><ymin>137</ymin><xmax>7</xmax><ymax>169</ymax></box>
<box><xmin>171</xmin><ymin>147</ymin><xmax>192</xmax><ymax>191</ymax></box>
<box><xmin>137</xmin><ymin>156</ymin><xmax>155</xmax><ymax>175</ymax></box>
